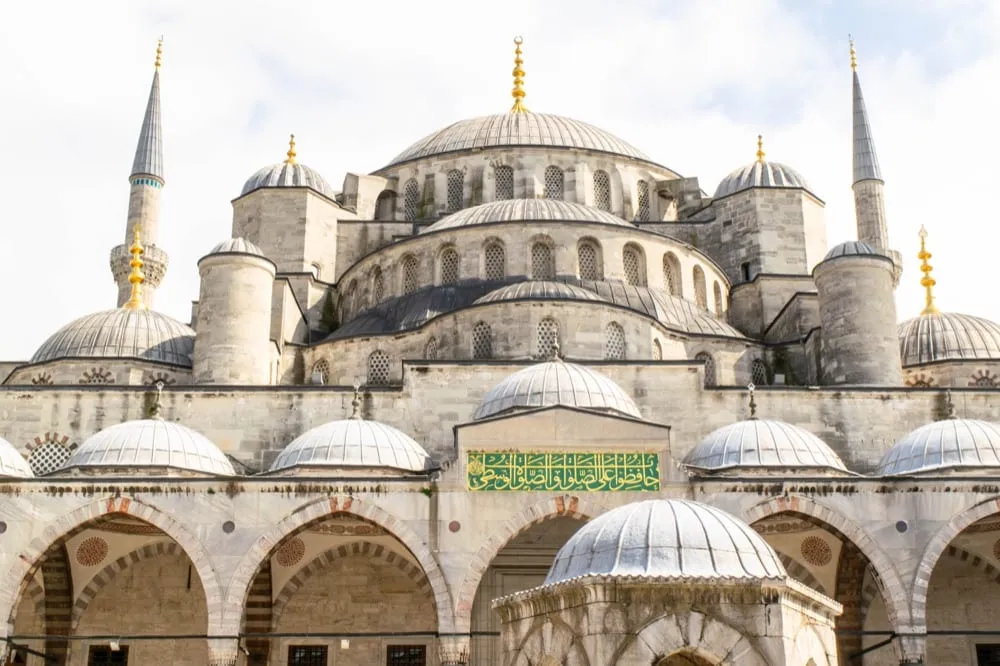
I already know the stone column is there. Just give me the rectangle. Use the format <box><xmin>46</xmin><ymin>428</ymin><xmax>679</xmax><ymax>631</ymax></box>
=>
<box><xmin>438</xmin><ymin>634</ymin><xmax>470</xmax><ymax>666</ymax></box>
<box><xmin>895</xmin><ymin>632</ymin><xmax>925</xmax><ymax>666</ymax></box>
<box><xmin>207</xmin><ymin>637</ymin><xmax>240</xmax><ymax>666</ymax></box>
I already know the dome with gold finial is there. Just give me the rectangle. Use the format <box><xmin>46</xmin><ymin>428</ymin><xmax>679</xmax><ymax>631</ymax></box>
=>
<box><xmin>714</xmin><ymin>135</ymin><xmax>811</xmax><ymax>199</ymax></box>
<box><xmin>241</xmin><ymin>134</ymin><xmax>335</xmax><ymax>199</ymax></box>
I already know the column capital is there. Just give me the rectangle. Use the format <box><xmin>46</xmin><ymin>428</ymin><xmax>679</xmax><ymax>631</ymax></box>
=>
<box><xmin>207</xmin><ymin>637</ymin><xmax>240</xmax><ymax>666</ymax></box>
<box><xmin>438</xmin><ymin>634</ymin><xmax>470</xmax><ymax>666</ymax></box>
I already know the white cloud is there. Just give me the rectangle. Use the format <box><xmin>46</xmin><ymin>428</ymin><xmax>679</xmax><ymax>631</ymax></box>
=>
<box><xmin>0</xmin><ymin>0</ymin><xmax>998</xmax><ymax>358</ymax></box>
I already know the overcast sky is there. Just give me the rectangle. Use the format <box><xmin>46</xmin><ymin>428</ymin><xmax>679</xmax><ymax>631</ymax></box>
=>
<box><xmin>1</xmin><ymin>0</ymin><xmax>998</xmax><ymax>359</ymax></box>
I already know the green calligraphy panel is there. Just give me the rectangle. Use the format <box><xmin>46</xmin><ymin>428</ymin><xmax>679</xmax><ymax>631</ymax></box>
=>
<box><xmin>466</xmin><ymin>451</ymin><xmax>660</xmax><ymax>492</ymax></box>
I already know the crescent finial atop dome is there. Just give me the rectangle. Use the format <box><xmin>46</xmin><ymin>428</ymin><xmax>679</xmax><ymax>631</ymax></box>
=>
<box><xmin>285</xmin><ymin>133</ymin><xmax>297</xmax><ymax>165</ymax></box>
<box><xmin>510</xmin><ymin>37</ymin><xmax>528</xmax><ymax>113</ymax></box>
<box><xmin>918</xmin><ymin>225</ymin><xmax>939</xmax><ymax>315</ymax></box>
<box><xmin>756</xmin><ymin>134</ymin><xmax>765</xmax><ymax>163</ymax></box>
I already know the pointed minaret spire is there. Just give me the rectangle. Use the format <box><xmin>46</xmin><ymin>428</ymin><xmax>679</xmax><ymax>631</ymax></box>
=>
<box><xmin>131</xmin><ymin>38</ymin><xmax>164</xmax><ymax>182</ymax></box>
<box><xmin>851</xmin><ymin>38</ymin><xmax>882</xmax><ymax>185</ymax></box>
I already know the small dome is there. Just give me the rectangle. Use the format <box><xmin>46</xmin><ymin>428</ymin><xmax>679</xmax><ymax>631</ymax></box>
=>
<box><xmin>31</xmin><ymin>309</ymin><xmax>195</xmax><ymax>367</ymax></box>
<box><xmin>62</xmin><ymin>420</ymin><xmax>235</xmax><ymax>476</ymax></box>
<box><xmin>474</xmin><ymin>281</ymin><xmax>608</xmax><ymax>305</ymax></box>
<box><xmin>209</xmin><ymin>237</ymin><xmax>265</xmax><ymax>257</ymax></box>
<box><xmin>714</xmin><ymin>160</ymin><xmax>810</xmax><ymax>199</ymax></box>
<box><xmin>0</xmin><ymin>436</ymin><xmax>33</xmax><ymax>478</ymax></box>
<box><xmin>241</xmin><ymin>162</ymin><xmax>335</xmax><ymax>199</ymax></box>
<box><xmin>824</xmin><ymin>240</ymin><xmax>878</xmax><ymax>261</ymax></box>
<box><xmin>270</xmin><ymin>419</ymin><xmax>433</xmax><ymax>473</ymax></box>
<box><xmin>685</xmin><ymin>419</ymin><xmax>847</xmax><ymax>472</ymax></box>
<box><xmin>877</xmin><ymin>418</ymin><xmax>1000</xmax><ymax>475</ymax></box>
<box><xmin>898</xmin><ymin>312</ymin><xmax>1000</xmax><ymax>367</ymax></box>
<box><xmin>423</xmin><ymin>199</ymin><xmax>632</xmax><ymax>233</ymax></box>
<box><xmin>544</xmin><ymin>499</ymin><xmax>785</xmax><ymax>585</ymax></box>
<box><xmin>475</xmin><ymin>360</ymin><xmax>642</xmax><ymax>421</ymax></box>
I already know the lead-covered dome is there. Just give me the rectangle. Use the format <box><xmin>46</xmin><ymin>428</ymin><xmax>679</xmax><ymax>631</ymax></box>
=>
<box><xmin>474</xmin><ymin>281</ymin><xmax>608</xmax><ymax>305</ymax></box>
<box><xmin>877</xmin><ymin>418</ymin><xmax>1000</xmax><ymax>475</ymax></box>
<box><xmin>545</xmin><ymin>499</ymin><xmax>785</xmax><ymax>585</ymax></box>
<box><xmin>61</xmin><ymin>419</ymin><xmax>235</xmax><ymax>476</ymax></box>
<box><xmin>474</xmin><ymin>360</ymin><xmax>642</xmax><ymax>420</ymax></box>
<box><xmin>423</xmin><ymin>199</ymin><xmax>631</xmax><ymax>233</ymax></box>
<box><xmin>824</xmin><ymin>240</ymin><xmax>878</xmax><ymax>261</ymax></box>
<box><xmin>898</xmin><ymin>312</ymin><xmax>1000</xmax><ymax>367</ymax></box>
<box><xmin>209</xmin><ymin>237</ymin><xmax>265</xmax><ymax>257</ymax></box>
<box><xmin>269</xmin><ymin>418</ymin><xmax>433</xmax><ymax>473</ymax></box>
<box><xmin>0</xmin><ymin>436</ymin><xmax>33</xmax><ymax>478</ymax></box>
<box><xmin>685</xmin><ymin>419</ymin><xmax>847</xmax><ymax>472</ymax></box>
<box><xmin>31</xmin><ymin>309</ymin><xmax>195</xmax><ymax>367</ymax></box>
<box><xmin>714</xmin><ymin>160</ymin><xmax>810</xmax><ymax>199</ymax></box>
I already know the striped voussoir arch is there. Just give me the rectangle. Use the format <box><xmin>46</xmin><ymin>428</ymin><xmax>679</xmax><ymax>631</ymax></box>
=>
<box><xmin>776</xmin><ymin>552</ymin><xmax>826</xmax><ymax>596</ymax></box>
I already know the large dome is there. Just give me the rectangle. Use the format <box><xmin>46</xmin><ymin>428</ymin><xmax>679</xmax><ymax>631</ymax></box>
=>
<box><xmin>474</xmin><ymin>281</ymin><xmax>608</xmax><ymax>305</ymax></box>
<box><xmin>685</xmin><ymin>419</ymin><xmax>847</xmax><ymax>472</ymax></box>
<box><xmin>423</xmin><ymin>199</ymin><xmax>632</xmax><ymax>233</ymax></box>
<box><xmin>0</xmin><ymin>436</ymin><xmax>32</xmax><ymax>478</ymax></box>
<box><xmin>241</xmin><ymin>162</ymin><xmax>335</xmax><ymax>199</ymax></box>
<box><xmin>714</xmin><ymin>160</ymin><xmax>810</xmax><ymax>199</ymax></box>
<box><xmin>898</xmin><ymin>312</ymin><xmax>1000</xmax><ymax>367</ymax></box>
<box><xmin>544</xmin><ymin>499</ymin><xmax>785</xmax><ymax>585</ymax></box>
<box><xmin>877</xmin><ymin>418</ymin><xmax>1000</xmax><ymax>475</ymax></box>
<box><xmin>270</xmin><ymin>418</ymin><xmax>433</xmax><ymax>473</ymax></box>
<box><xmin>31</xmin><ymin>308</ymin><xmax>195</xmax><ymax>367</ymax></box>
<box><xmin>62</xmin><ymin>419</ymin><xmax>235</xmax><ymax>476</ymax></box>
<box><xmin>384</xmin><ymin>112</ymin><xmax>652</xmax><ymax>168</ymax></box>
<box><xmin>474</xmin><ymin>360</ymin><xmax>642</xmax><ymax>420</ymax></box>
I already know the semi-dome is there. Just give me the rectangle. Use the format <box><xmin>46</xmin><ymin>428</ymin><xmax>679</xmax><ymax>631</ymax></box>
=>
<box><xmin>474</xmin><ymin>360</ymin><xmax>642</xmax><ymax>420</ymax></box>
<box><xmin>878</xmin><ymin>418</ymin><xmax>1000</xmax><ymax>475</ymax></box>
<box><xmin>270</xmin><ymin>418</ymin><xmax>433</xmax><ymax>473</ymax></box>
<box><xmin>384</xmin><ymin>112</ymin><xmax>652</xmax><ymax>168</ymax></box>
<box><xmin>423</xmin><ymin>199</ymin><xmax>632</xmax><ymax>233</ymax></box>
<box><xmin>898</xmin><ymin>312</ymin><xmax>1000</xmax><ymax>367</ymax></box>
<box><xmin>62</xmin><ymin>419</ymin><xmax>235</xmax><ymax>476</ymax></box>
<box><xmin>685</xmin><ymin>419</ymin><xmax>847</xmax><ymax>472</ymax></box>
<box><xmin>474</xmin><ymin>281</ymin><xmax>608</xmax><ymax>305</ymax></box>
<box><xmin>824</xmin><ymin>240</ymin><xmax>878</xmax><ymax>261</ymax></box>
<box><xmin>0</xmin><ymin>436</ymin><xmax>33</xmax><ymax>478</ymax></box>
<box><xmin>241</xmin><ymin>162</ymin><xmax>335</xmax><ymax>199</ymax></box>
<box><xmin>544</xmin><ymin>499</ymin><xmax>785</xmax><ymax>585</ymax></box>
<box><xmin>208</xmin><ymin>237</ymin><xmax>265</xmax><ymax>257</ymax></box>
<box><xmin>714</xmin><ymin>160</ymin><xmax>810</xmax><ymax>200</ymax></box>
<box><xmin>31</xmin><ymin>309</ymin><xmax>195</xmax><ymax>367</ymax></box>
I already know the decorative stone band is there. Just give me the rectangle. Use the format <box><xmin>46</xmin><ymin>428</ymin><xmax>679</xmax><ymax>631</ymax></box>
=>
<box><xmin>467</xmin><ymin>451</ymin><xmax>660</xmax><ymax>492</ymax></box>
<box><xmin>110</xmin><ymin>243</ymin><xmax>169</xmax><ymax>287</ymax></box>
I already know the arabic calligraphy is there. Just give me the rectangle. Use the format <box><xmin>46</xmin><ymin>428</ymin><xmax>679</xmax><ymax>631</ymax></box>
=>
<box><xmin>466</xmin><ymin>451</ymin><xmax>660</xmax><ymax>492</ymax></box>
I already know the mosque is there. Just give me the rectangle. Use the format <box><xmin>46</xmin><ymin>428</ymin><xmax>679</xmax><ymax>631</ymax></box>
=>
<box><xmin>1</xmin><ymin>35</ymin><xmax>1000</xmax><ymax>665</ymax></box>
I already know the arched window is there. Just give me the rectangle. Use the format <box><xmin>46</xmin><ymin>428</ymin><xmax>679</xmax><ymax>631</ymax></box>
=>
<box><xmin>446</xmin><ymin>169</ymin><xmax>464</xmax><ymax>212</ymax></box>
<box><xmin>536</xmin><ymin>318</ymin><xmax>560</xmax><ymax>359</ymax></box>
<box><xmin>494</xmin><ymin>165</ymin><xmax>514</xmax><ymax>200</ymax></box>
<box><xmin>713</xmin><ymin>281</ymin><xmax>724</xmax><ymax>316</ymax></box>
<box><xmin>752</xmin><ymin>358</ymin><xmax>769</xmax><ymax>386</ymax></box>
<box><xmin>663</xmin><ymin>253</ymin><xmax>682</xmax><ymax>296</ymax></box>
<box><xmin>531</xmin><ymin>242</ymin><xmax>555</xmax><ymax>280</ymax></box>
<box><xmin>652</xmin><ymin>339</ymin><xmax>663</xmax><ymax>360</ymax></box>
<box><xmin>696</xmin><ymin>352</ymin><xmax>716</xmax><ymax>387</ymax></box>
<box><xmin>27</xmin><ymin>439</ymin><xmax>72</xmax><ymax>476</ymax></box>
<box><xmin>403</xmin><ymin>178</ymin><xmax>420</xmax><ymax>221</ymax></box>
<box><xmin>593</xmin><ymin>170</ymin><xmax>611</xmax><ymax>211</ymax></box>
<box><xmin>367</xmin><ymin>350</ymin><xmax>390</xmax><ymax>385</ymax></box>
<box><xmin>425</xmin><ymin>337</ymin><xmax>439</xmax><ymax>360</ymax></box>
<box><xmin>636</xmin><ymin>181</ymin><xmax>650</xmax><ymax>221</ymax></box>
<box><xmin>401</xmin><ymin>255</ymin><xmax>419</xmax><ymax>295</ymax></box>
<box><xmin>439</xmin><ymin>247</ymin><xmax>459</xmax><ymax>285</ymax></box>
<box><xmin>343</xmin><ymin>279</ymin><xmax>358</xmax><ymax>319</ymax></box>
<box><xmin>371</xmin><ymin>267</ymin><xmax>385</xmax><ymax>304</ymax></box>
<box><xmin>578</xmin><ymin>241</ymin><xmax>602</xmax><ymax>280</ymax></box>
<box><xmin>374</xmin><ymin>190</ymin><xmax>396</xmax><ymax>221</ymax></box>
<box><xmin>693</xmin><ymin>265</ymin><xmax>708</xmax><ymax>311</ymax></box>
<box><xmin>544</xmin><ymin>166</ymin><xmax>564</xmax><ymax>200</ymax></box>
<box><xmin>484</xmin><ymin>242</ymin><xmax>506</xmax><ymax>281</ymax></box>
<box><xmin>604</xmin><ymin>322</ymin><xmax>626</xmax><ymax>360</ymax></box>
<box><xmin>623</xmin><ymin>244</ymin><xmax>646</xmax><ymax>286</ymax></box>
<box><xmin>310</xmin><ymin>358</ymin><xmax>330</xmax><ymax>385</ymax></box>
<box><xmin>472</xmin><ymin>322</ymin><xmax>493</xmax><ymax>359</ymax></box>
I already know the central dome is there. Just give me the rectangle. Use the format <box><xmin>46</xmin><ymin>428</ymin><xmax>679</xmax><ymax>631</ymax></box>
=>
<box><xmin>383</xmin><ymin>112</ymin><xmax>652</xmax><ymax>168</ymax></box>
<box><xmin>423</xmin><ymin>199</ymin><xmax>632</xmax><ymax>233</ymax></box>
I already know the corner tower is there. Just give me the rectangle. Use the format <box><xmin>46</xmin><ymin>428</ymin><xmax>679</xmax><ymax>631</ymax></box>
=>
<box><xmin>110</xmin><ymin>39</ymin><xmax>169</xmax><ymax>308</ymax></box>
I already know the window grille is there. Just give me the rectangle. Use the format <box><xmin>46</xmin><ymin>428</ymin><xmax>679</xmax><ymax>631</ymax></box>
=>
<box><xmin>80</xmin><ymin>368</ymin><xmax>114</xmax><ymax>384</ymax></box>
<box><xmin>387</xmin><ymin>645</ymin><xmax>427</xmax><ymax>666</ymax></box>
<box><xmin>696</xmin><ymin>352</ymin><xmax>716</xmax><ymax>387</ymax></box>
<box><xmin>578</xmin><ymin>242</ymin><xmax>600</xmax><ymax>280</ymax></box>
<box><xmin>652</xmin><ymin>339</ymin><xmax>663</xmax><ymax>360</ymax></box>
<box><xmin>447</xmin><ymin>169</ymin><xmax>464</xmax><ymax>212</ymax></box>
<box><xmin>752</xmin><ymin>359</ymin><xmax>769</xmax><ymax>386</ymax></box>
<box><xmin>288</xmin><ymin>646</ymin><xmax>328</xmax><ymax>666</ymax></box>
<box><xmin>536</xmin><ymin>319</ymin><xmax>560</xmax><ymax>359</ymax></box>
<box><xmin>425</xmin><ymin>337</ymin><xmax>439</xmax><ymax>360</ymax></box>
<box><xmin>693</xmin><ymin>266</ymin><xmax>708</xmax><ymax>311</ymax></box>
<box><xmin>484</xmin><ymin>243</ymin><xmax>506</xmax><ymax>281</ymax></box>
<box><xmin>310</xmin><ymin>359</ymin><xmax>330</xmax><ymax>385</ymax></box>
<box><xmin>713</xmin><ymin>282</ymin><xmax>724</xmax><ymax>316</ymax></box>
<box><xmin>87</xmin><ymin>646</ymin><xmax>129</xmax><ymax>666</ymax></box>
<box><xmin>472</xmin><ymin>322</ymin><xmax>493</xmax><ymax>359</ymax></box>
<box><xmin>636</xmin><ymin>180</ymin><xmax>650</xmax><ymax>221</ymax></box>
<box><xmin>372</xmin><ymin>268</ymin><xmax>385</xmax><ymax>303</ymax></box>
<box><xmin>495</xmin><ymin>165</ymin><xmax>514</xmax><ymax>200</ymax></box>
<box><xmin>604</xmin><ymin>322</ymin><xmax>626</xmax><ymax>360</ymax></box>
<box><xmin>623</xmin><ymin>246</ymin><xmax>643</xmax><ymax>286</ymax></box>
<box><xmin>531</xmin><ymin>243</ymin><xmax>554</xmax><ymax>280</ymax></box>
<box><xmin>663</xmin><ymin>254</ymin><xmax>682</xmax><ymax>296</ymax></box>
<box><xmin>594</xmin><ymin>170</ymin><xmax>611</xmax><ymax>211</ymax></box>
<box><xmin>368</xmin><ymin>350</ymin><xmax>391</xmax><ymax>385</ymax></box>
<box><xmin>439</xmin><ymin>248</ymin><xmax>459</xmax><ymax>284</ymax></box>
<box><xmin>544</xmin><ymin>166</ymin><xmax>564</xmax><ymax>200</ymax></box>
<box><xmin>28</xmin><ymin>442</ymin><xmax>71</xmax><ymax>476</ymax></box>
<box><xmin>401</xmin><ymin>255</ymin><xmax>419</xmax><ymax>295</ymax></box>
<box><xmin>403</xmin><ymin>178</ymin><xmax>420</xmax><ymax>221</ymax></box>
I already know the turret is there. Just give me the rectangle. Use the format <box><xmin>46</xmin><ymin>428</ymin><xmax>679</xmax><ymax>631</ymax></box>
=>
<box><xmin>110</xmin><ymin>39</ymin><xmax>169</xmax><ymax>308</ymax></box>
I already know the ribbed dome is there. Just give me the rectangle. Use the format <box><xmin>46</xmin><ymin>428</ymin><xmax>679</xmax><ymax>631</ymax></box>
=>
<box><xmin>241</xmin><ymin>162</ymin><xmax>335</xmax><ymax>199</ymax></box>
<box><xmin>474</xmin><ymin>360</ymin><xmax>641</xmax><ymax>420</ymax></box>
<box><xmin>209</xmin><ymin>237</ymin><xmax>265</xmax><ymax>257</ymax></box>
<box><xmin>685</xmin><ymin>419</ymin><xmax>847</xmax><ymax>471</ymax></box>
<box><xmin>31</xmin><ymin>309</ymin><xmax>195</xmax><ymax>367</ymax></box>
<box><xmin>62</xmin><ymin>420</ymin><xmax>235</xmax><ymax>476</ymax></box>
<box><xmin>898</xmin><ymin>313</ymin><xmax>1000</xmax><ymax>367</ymax></box>
<box><xmin>474</xmin><ymin>281</ymin><xmax>608</xmax><ymax>305</ymax></box>
<box><xmin>878</xmin><ymin>418</ymin><xmax>1000</xmax><ymax>475</ymax></box>
<box><xmin>0</xmin><ymin>436</ymin><xmax>32</xmax><ymax>478</ymax></box>
<box><xmin>714</xmin><ymin>161</ymin><xmax>810</xmax><ymax>199</ymax></box>
<box><xmin>384</xmin><ymin>112</ymin><xmax>651</xmax><ymax>168</ymax></box>
<box><xmin>270</xmin><ymin>419</ymin><xmax>433</xmax><ymax>473</ymax></box>
<box><xmin>423</xmin><ymin>199</ymin><xmax>631</xmax><ymax>233</ymax></box>
<box><xmin>545</xmin><ymin>499</ymin><xmax>785</xmax><ymax>585</ymax></box>
<box><xmin>824</xmin><ymin>240</ymin><xmax>878</xmax><ymax>261</ymax></box>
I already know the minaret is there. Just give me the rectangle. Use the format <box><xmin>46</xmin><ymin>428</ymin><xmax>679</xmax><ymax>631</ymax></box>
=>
<box><xmin>110</xmin><ymin>39</ymin><xmax>169</xmax><ymax>308</ymax></box>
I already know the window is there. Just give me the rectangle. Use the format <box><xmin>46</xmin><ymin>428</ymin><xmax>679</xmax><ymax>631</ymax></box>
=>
<box><xmin>372</xmin><ymin>267</ymin><xmax>385</xmax><ymax>304</ymax></box>
<box><xmin>387</xmin><ymin>645</ymin><xmax>427</xmax><ymax>666</ymax></box>
<box><xmin>345</xmin><ymin>279</ymin><xmax>358</xmax><ymax>317</ymax></box>
<box><xmin>531</xmin><ymin>243</ymin><xmax>554</xmax><ymax>280</ymax></box>
<box><xmin>439</xmin><ymin>247</ymin><xmax>459</xmax><ymax>284</ymax></box>
<box><xmin>536</xmin><ymin>319</ymin><xmax>560</xmax><ymax>359</ymax></box>
<box><xmin>28</xmin><ymin>441</ymin><xmax>72</xmax><ymax>476</ymax></box>
<box><xmin>425</xmin><ymin>337</ymin><xmax>439</xmax><ymax>360</ymax></box>
<box><xmin>713</xmin><ymin>281</ymin><xmax>724</xmax><ymax>316</ymax></box>
<box><xmin>696</xmin><ymin>352</ymin><xmax>716</xmax><ymax>387</ymax></box>
<box><xmin>604</xmin><ymin>322</ymin><xmax>626</xmax><ymax>360</ymax></box>
<box><xmin>375</xmin><ymin>190</ymin><xmax>396</xmax><ymax>220</ymax></box>
<box><xmin>636</xmin><ymin>180</ymin><xmax>650</xmax><ymax>221</ymax></box>
<box><xmin>652</xmin><ymin>339</ymin><xmax>663</xmax><ymax>360</ymax></box>
<box><xmin>447</xmin><ymin>169</ymin><xmax>463</xmax><ymax>212</ymax></box>
<box><xmin>403</xmin><ymin>178</ymin><xmax>420</xmax><ymax>221</ymax></box>
<box><xmin>977</xmin><ymin>644</ymin><xmax>1000</xmax><ymax>666</ymax></box>
<box><xmin>472</xmin><ymin>322</ymin><xmax>493</xmax><ymax>359</ymax></box>
<box><xmin>693</xmin><ymin>265</ymin><xmax>708</xmax><ymax>311</ymax></box>
<box><xmin>88</xmin><ymin>646</ymin><xmax>129</xmax><ymax>665</ymax></box>
<box><xmin>752</xmin><ymin>359</ymin><xmax>769</xmax><ymax>386</ymax></box>
<box><xmin>663</xmin><ymin>253</ymin><xmax>682</xmax><ymax>296</ymax></box>
<box><xmin>484</xmin><ymin>242</ymin><xmax>506</xmax><ymax>281</ymax></box>
<box><xmin>623</xmin><ymin>245</ymin><xmax>645</xmax><ymax>286</ymax></box>
<box><xmin>495</xmin><ymin>165</ymin><xmax>514</xmax><ymax>200</ymax></box>
<box><xmin>288</xmin><ymin>645</ymin><xmax>328</xmax><ymax>666</ymax></box>
<box><xmin>368</xmin><ymin>350</ymin><xmax>390</xmax><ymax>385</ymax></box>
<box><xmin>740</xmin><ymin>261</ymin><xmax>752</xmax><ymax>282</ymax></box>
<box><xmin>311</xmin><ymin>359</ymin><xmax>330</xmax><ymax>385</ymax></box>
<box><xmin>593</xmin><ymin>170</ymin><xmax>611</xmax><ymax>211</ymax></box>
<box><xmin>578</xmin><ymin>241</ymin><xmax>601</xmax><ymax>280</ymax></box>
<box><xmin>544</xmin><ymin>166</ymin><xmax>564</xmax><ymax>200</ymax></box>
<box><xmin>401</xmin><ymin>255</ymin><xmax>419</xmax><ymax>295</ymax></box>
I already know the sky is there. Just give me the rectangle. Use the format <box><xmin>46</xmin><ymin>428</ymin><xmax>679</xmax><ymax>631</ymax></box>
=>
<box><xmin>1</xmin><ymin>0</ymin><xmax>998</xmax><ymax>359</ymax></box>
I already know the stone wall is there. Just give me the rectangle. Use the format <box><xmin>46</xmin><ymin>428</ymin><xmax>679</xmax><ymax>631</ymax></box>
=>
<box><xmin>903</xmin><ymin>360</ymin><xmax>1000</xmax><ymax>389</ymax></box>
<box><xmin>4</xmin><ymin>359</ymin><xmax>191</xmax><ymax>388</ymax></box>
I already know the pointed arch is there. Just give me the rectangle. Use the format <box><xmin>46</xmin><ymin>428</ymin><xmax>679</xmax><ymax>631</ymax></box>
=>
<box><xmin>613</xmin><ymin>612</ymin><xmax>766</xmax><ymax>665</ymax></box>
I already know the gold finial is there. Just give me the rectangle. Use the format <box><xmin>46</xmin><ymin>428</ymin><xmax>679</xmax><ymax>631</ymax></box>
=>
<box><xmin>849</xmin><ymin>36</ymin><xmax>857</xmax><ymax>71</ymax></box>
<box><xmin>918</xmin><ymin>225</ymin><xmax>939</xmax><ymax>315</ymax></box>
<box><xmin>155</xmin><ymin>37</ymin><xmax>163</xmax><ymax>71</ymax></box>
<box><xmin>510</xmin><ymin>36</ymin><xmax>528</xmax><ymax>113</ymax></box>
<box><xmin>284</xmin><ymin>134</ymin><xmax>297</xmax><ymax>165</ymax></box>
<box><xmin>124</xmin><ymin>226</ymin><xmax>147</xmax><ymax>310</ymax></box>
<box><xmin>747</xmin><ymin>382</ymin><xmax>758</xmax><ymax>419</ymax></box>
<box><xmin>756</xmin><ymin>134</ymin><xmax>766</xmax><ymax>163</ymax></box>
